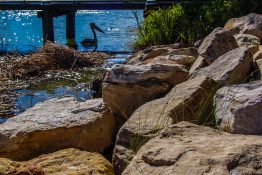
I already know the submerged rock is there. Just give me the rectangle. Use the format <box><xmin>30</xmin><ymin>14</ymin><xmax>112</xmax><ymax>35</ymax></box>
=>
<box><xmin>198</xmin><ymin>27</ymin><xmax>238</xmax><ymax>65</ymax></box>
<box><xmin>191</xmin><ymin>47</ymin><xmax>253</xmax><ymax>85</ymax></box>
<box><xmin>225</xmin><ymin>13</ymin><xmax>262</xmax><ymax>39</ymax></box>
<box><xmin>102</xmin><ymin>64</ymin><xmax>189</xmax><ymax>119</ymax></box>
<box><xmin>0</xmin><ymin>148</ymin><xmax>114</xmax><ymax>175</ymax></box>
<box><xmin>0</xmin><ymin>97</ymin><xmax>115</xmax><ymax>161</ymax></box>
<box><xmin>112</xmin><ymin>76</ymin><xmax>217</xmax><ymax>174</ymax></box>
<box><xmin>123</xmin><ymin>122</ymin><xmax>262</xmax><ymax>175</ymax></box>
<box><xmin>215</xmin><ymin>81</ymin><xmax>262</xmax><ymax>135</ymax></box>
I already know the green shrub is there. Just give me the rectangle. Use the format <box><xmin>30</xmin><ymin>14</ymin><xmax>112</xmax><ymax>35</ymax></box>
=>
<box><xmin>133</xmin><ymin>0</ymin><xmax>262</xmax><ymax>49</ymax></box>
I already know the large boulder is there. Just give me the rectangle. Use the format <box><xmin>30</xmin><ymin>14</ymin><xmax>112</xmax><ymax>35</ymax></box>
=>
<box><xmin>127</xmin><ymin>44</ymin><xmax>182</xmax><ymax>65</ymax></box>
<box><xmin>142</xmin><ymin>47</ymin><xmax>198</xmax><ymax>67</ymax></box>
<box><xmin>225</xmin><ymin>13</ymin><xmax>262</xmax><ymax>40</ymax></box>
<box><xmin>0</xmin><ymin>148</ymin><xmax>114</xmax><ymax>175</ymax></box>
<box><xmin>198</xmin><ymin>27</ymin><xmax>238</xmax><ymax>65</ymax></box>
<box><xmin>215</xmin><ymin>81</ymin><xmax>262</xmax><ymax>135</ymax></box>
<box><xmin>191</xmin><ymin>47</ymin><xmax>253</xmax><ymax>85</ymax></box>
<box><xmin>234</xmin><ymin>34</ymin><xmax>260</xmax><ymax>54</ymax></box>
<box><xmin>143</xmin><ymin>54</ymin><xmax>196</xmax><ymax>67</ymax></box>
<box><xmin>102</xmin><ymin>64</ymin><xmax>189</xmax><ymax>119</ymax></box>
<box><xmin>112</xmin><ymin>76</ymin><xmax>217</xmax><ymax>174</ymax></box>
<box><xmin>0</xmin><ymin>97</ymin><xmax>115</xmax><ymax>161</ymax></box>
<box><xmin>128</xmin><ymin>46</ymin><xmax>198</xmax><ymax>67</ymax></box>
<box><xmin>123</xmin><ymin>122</ymin><xmax>262</xmax><ymax>175</ymax></box>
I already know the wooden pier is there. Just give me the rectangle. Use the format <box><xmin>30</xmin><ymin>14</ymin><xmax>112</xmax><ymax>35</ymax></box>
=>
<box><xmin>0</xmin><ymin>0</ymin><xmax>147</xmax><ymax>42</ymax></box>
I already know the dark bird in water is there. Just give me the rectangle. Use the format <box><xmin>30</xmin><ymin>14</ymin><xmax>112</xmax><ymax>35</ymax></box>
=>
<box><xmin>81</xmin><ymin>23</ymin><xmax>105</xmax><ymax>51</ymax></box>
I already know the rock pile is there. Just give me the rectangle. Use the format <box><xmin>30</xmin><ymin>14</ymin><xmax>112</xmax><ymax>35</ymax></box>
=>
<box><xmin>1</xmin><ymin>13</ymin><xmax>262</xmax><ymax>175</ymax></box>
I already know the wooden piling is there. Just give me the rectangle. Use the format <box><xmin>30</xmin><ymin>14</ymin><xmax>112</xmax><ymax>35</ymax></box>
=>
<box><xmin>66</xmin><ymin>12</ymin><xmax>76</xmax><ymax>40</ymax></box>
<box><xmin>42</xmin><ymin>11</ymin><xmax>54</xmax><ymax>42</ymax></box>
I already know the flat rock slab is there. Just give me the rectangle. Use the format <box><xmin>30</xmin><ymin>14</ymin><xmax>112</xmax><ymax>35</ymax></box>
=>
<box><xmin>112</xmin><ymin>76</ymin><xmax>217</xmax><ymax>174</ymax></box>
<box><xmin>215</xmin><ymin>81</ymin><xmax>262</xmax><ymax>135</ymax></box>
<box><xmin>104</xmin><ymin>64</ymin><xmax>189</xmax><ymax>86</ymax></box>
<box><xmin>123</xmin><ymin>122</ymin><xmax>262</xmax><ymax>175</ymax></box>
<box><xmin>0</xmin><ymin>97</ymin><xmax>115</xmax><ymax>161</ymax></box>
<box><xmin>191</xmin><ymin>47</ymin><xmax>253</xmax><ymax>86</ymax></box>
<box><xmin>0</xmin><ymin>148</ymin><xmax>114</xmax><ymax>175</ymax></box>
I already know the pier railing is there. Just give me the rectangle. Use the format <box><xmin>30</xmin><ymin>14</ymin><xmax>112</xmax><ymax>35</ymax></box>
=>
<box><xmin>0</xmin><ymin>0</ymin><xmax>146</xmax><ymax>10</ymax></box>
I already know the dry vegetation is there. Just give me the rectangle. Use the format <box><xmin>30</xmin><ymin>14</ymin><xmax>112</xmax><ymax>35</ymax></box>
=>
<box><xmin>0</xmin><ymin>42</ymin><xmax>110</xmax><ymax>118</ymax></box>
<box><xmin>0</xmin><ymin>42</ymin><xmax>110</xmax><ymax>80</ymax></box>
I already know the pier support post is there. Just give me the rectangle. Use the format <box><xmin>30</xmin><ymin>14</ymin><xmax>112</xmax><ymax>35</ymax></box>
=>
<box><xmin>42</xmin><ymin>11</ymin><xmax>54</xmax><ymax>42</ymax></box>
<box><xmin>66</xmin><ymin>12</ymin><xmax>76</xmax><ymax>40</ymax></box>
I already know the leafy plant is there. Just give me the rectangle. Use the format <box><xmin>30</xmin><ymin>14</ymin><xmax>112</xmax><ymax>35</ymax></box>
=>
<box><xmin>133</xmin><ymin>0</ymin><xmax>262</xmax><ymax>49</ymax></box>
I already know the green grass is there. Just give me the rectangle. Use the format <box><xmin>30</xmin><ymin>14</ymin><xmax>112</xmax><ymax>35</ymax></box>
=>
<box><xmin>133</xmin><ymin>0</ymin><xmax>262</xmax><ymax>50</ymax></box>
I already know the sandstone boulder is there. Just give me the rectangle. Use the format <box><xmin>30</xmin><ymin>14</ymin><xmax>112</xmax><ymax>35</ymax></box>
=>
<box><xmin>189</xmin><ymin>56</ymin><xmax>208</xmax><ymax>75</ymax></box>
<box><xmin>225</xmin><ymin>13</ymin><xmax>262</xmax><ymax>39</ymax></box>
<box><xmin>234</xmin><ymin>34</ymin><xmax>260</xmax><ymax>54</ymax></box>
<box><xmin>215</xmin><ymin>81</ymin><xmax>262</xmax><ymax>135</ymax></box>
<box><xmin>0</xmin><ymin>97</ymin><xmax>115</xmax><ymax>161</ymax></box>
<box><xmin>123</xmin><ymin>122</ymin><xmax>262</xmax><ymax>175</ymax></box>
<box><xmin>145</xmin><ymin>47</ymin><xmax>198</xmax><ymax>67</ymax></box>
<box><xmin>254</xmin><ymin>50</ymin><xmax>262</xmax><ymax>60</ymax></box>
<box><xmin>0</xmin><ymin>148</ymin><xmax>114</xmax><ymax>175</ymax></box>
<box><xmin>127</xmin><ymin>44</ymin><xmax>182</xmax><ymax>65</ymax></box>
<box><xmin>198</xmin><ymin>27</ymin><xmax>238</xmax><ymax>65</ymax></box>
<box><xmin>127</xmin><ymin>46</ymin><xmax>198</xmax><ymax>66</ymax></box>
<box><xmin>143</xmin><ymin>54</ymin><xmax>196</xmax><ymax>67</ymax></box>
<box><xmin>252</xmin><ymin>58</ymin><xmax>262</xmax><ymax>80</ymax></box>
<box><xmin>112</xmin><ymin>76</ymin><xmax>217</xmax><ymax>174</ymax></box>
<box><xmin>102</xmin><ymin>64</ymin><xmax>189</xmax><ymax>119</ymax></box>
<box><xmin>191</xmin><ymin>47</ymin><xmax>253</xmax><ymax>85</ymax></box>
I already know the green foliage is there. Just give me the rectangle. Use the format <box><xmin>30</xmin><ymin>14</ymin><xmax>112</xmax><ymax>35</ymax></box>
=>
<box><xmin>133</xmin><ymin>0</ymin><xmax>262</xmax><ymax>49</ymax></box>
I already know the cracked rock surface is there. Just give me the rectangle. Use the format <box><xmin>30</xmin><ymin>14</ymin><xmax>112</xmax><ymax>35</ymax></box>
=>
<box><xmin>123</xmin><ymin>122</ymin><xmax>262</xmax><ymax>175</ymax></box>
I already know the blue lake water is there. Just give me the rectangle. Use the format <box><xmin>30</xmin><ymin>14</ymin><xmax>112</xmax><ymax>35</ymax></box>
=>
<box><xmin>0</xmin><ymin>10</ymin><xmax>142</xmax><ymax>123</ymax></box>
<box><xmin>0</xmin><ymin>10</ymin><xmax>143</xmax><ymax>52</ymax></box>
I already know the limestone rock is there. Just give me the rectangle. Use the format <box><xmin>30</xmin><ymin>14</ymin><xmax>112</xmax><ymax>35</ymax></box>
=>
<box><xmin>112</xmin><ymin>76</ymin><xmax>217</xmax><ymax>174</ymax></box>
<box><xmin>102</xmin><ymin>64</ymin><xmax>189</xmax><ymax>119</ymax></box>
<box><xmin>215</xmin><ymin>81</ymin><xmax>262</xmax><ymax>135</ymax></box>
<box><xmin>0</xmin><ymin>97</ymin><xmax>115</xmax><ymax>161</ymax></box>
<box><xmin>225</xmin><ymin>13</ymin><xmax>262</xmax><ymax>39</ymax></box>
<box><xmin>0</xmin><ymin>148</ymin><xmax>114</xmax><ymax>175</ymax></box>
<box><xmin>123</xmin><ymin>122</ymin><xmax>262</xmax><ymax>175</ymax></box>
<box><xmin>191</xmin><ymin>47</ymin><xmax>253</xmax><ymax>85</ymax></box>
<box><xmin>198</xmin><ymin>27</ymin><xmax>238</xmax><ymax>65</ymax></box>
<box><xmin>234</xmin><ymin>34</ymin><xmax>260</xmax><ymax>54</ymax></box>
